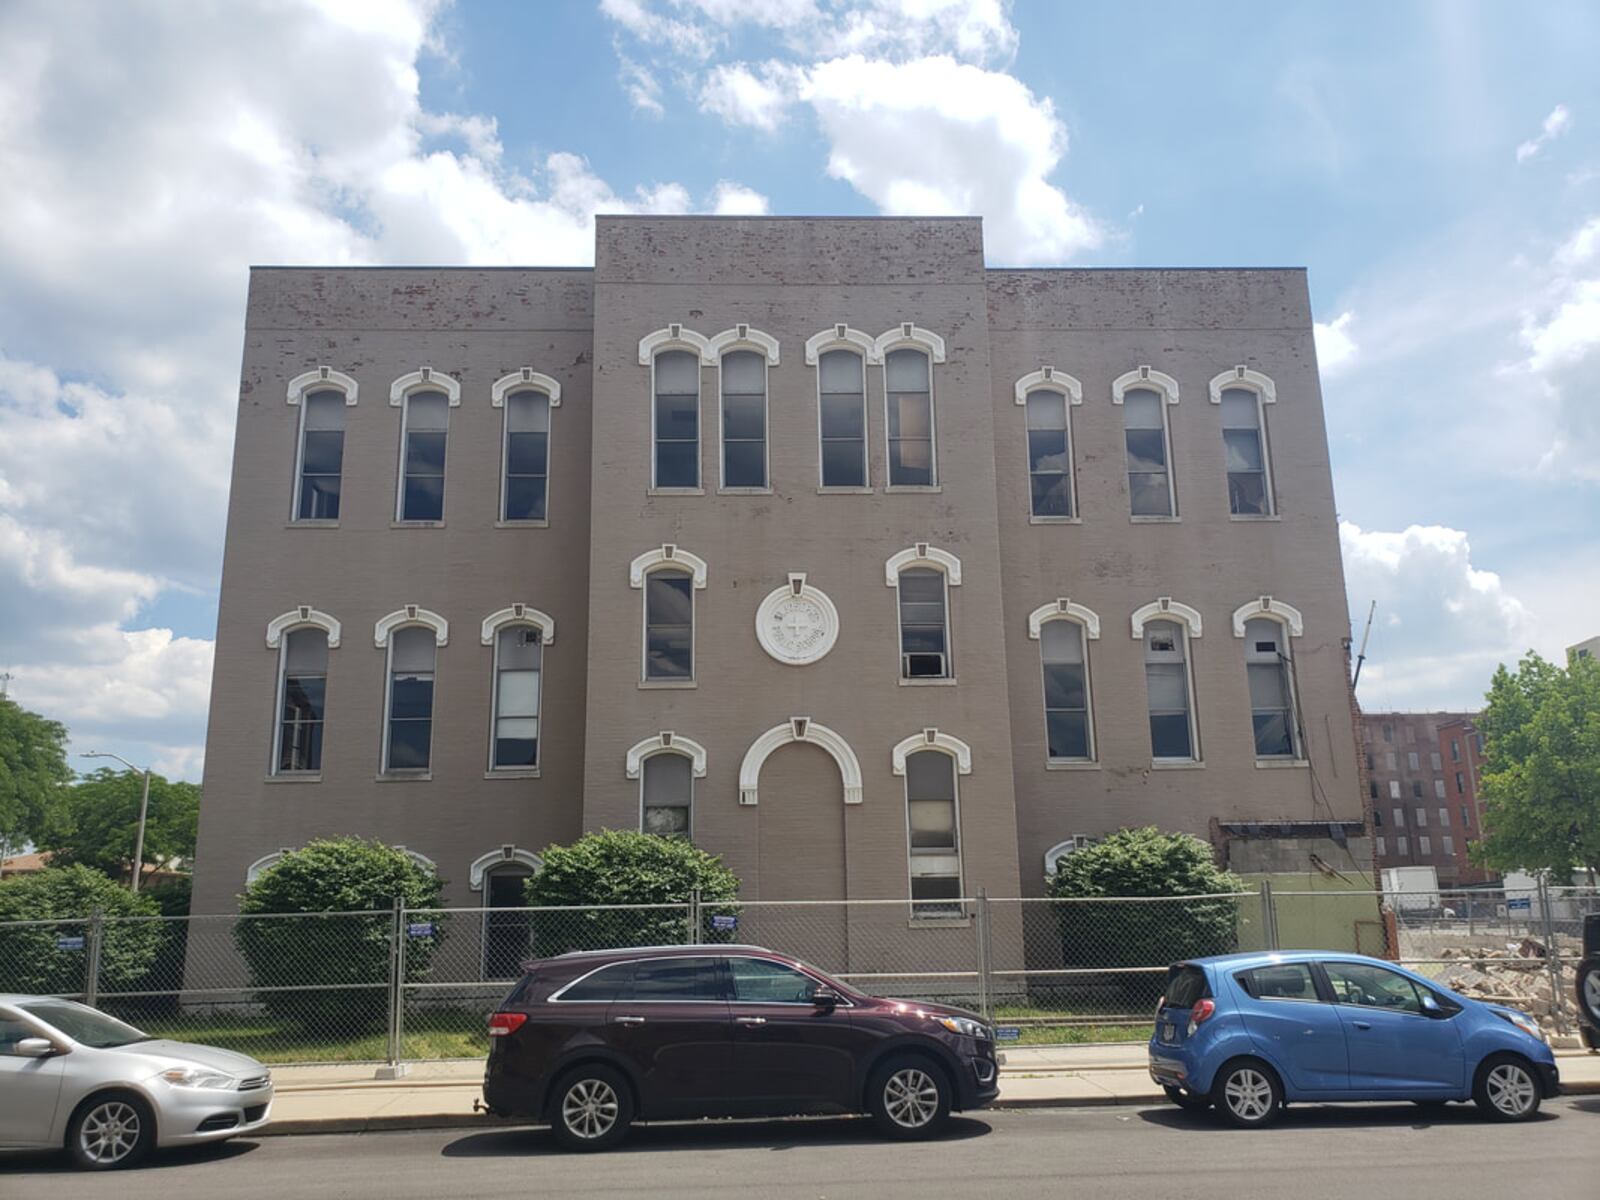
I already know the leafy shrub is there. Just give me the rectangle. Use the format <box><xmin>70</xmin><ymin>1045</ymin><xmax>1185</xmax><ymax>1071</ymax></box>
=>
<box><xmin>235</xmin><ymin>839</ymin><xmax>444</xmax><ymax>1034</ymax></box>
<box><xmin>0</xmin><ymin>865</ymin><xmax>162</xmax><ymax>995</ymax></box>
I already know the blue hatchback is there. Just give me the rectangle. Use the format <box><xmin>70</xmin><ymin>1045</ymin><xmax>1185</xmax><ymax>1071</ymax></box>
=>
<box><xmin>1147</xmin><ymin>951</ymin><xmax>1560</xmax><ymax>1126</ymax></box>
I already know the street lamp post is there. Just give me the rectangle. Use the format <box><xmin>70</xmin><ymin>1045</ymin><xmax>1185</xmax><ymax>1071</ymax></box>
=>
<box><xmin>82</xmin><ymin>752</ymin><xmax>152</xmax><ymax>893</ymax></box>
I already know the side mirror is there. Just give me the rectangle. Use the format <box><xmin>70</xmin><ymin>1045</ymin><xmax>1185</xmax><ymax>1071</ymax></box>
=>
<box><xmin>1419</xmin><ymin>994</ymin><xmax>1442</xmax><ymax>1017</ymax></box>
<box><xmin>14</xmin><ymin>1038</ymin><xmax>58</xmax><ymax>1058</ymax></box>
<box><xmin>812</xmin><ymin>985</ymin><xmax>841</xmax><ymax>1009</ymax></box>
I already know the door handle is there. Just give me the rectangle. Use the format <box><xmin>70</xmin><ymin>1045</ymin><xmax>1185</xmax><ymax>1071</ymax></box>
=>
<box><xmin>735</xmin><ymin>1016</ymin><xmax>767</xmax><ymax>1026</ymax></box>
<box><xmin>613</xmin><ymin>1015</ymin><xmax>646</xmax><ymax>1025</ymax></box>
<box><xmin>1352</xmin><ymin>1021</ymin><xmax>1372</xmax><ymax>1030</ymax></box>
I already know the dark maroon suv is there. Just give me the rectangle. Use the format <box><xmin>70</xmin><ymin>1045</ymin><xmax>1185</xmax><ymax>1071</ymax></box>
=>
<box><xmin>482</xmin><ymin>943</ymin><xmax>1000</xmax><ymax>1150</ymax></box>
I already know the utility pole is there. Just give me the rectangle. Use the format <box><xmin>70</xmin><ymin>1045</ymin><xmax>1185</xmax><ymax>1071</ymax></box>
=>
<box><xmin>1351</xmin><ymin>601</ymin><xmax>1376</xmax><ymax>690</ymax></box>
<box><xmin>81</xmin><ymin>751</ymin><xmax>153</xmax><ymax>892</ymax></box>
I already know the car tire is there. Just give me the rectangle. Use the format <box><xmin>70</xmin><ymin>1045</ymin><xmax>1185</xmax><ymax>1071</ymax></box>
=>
<box><xmin>1577</xmin><ymin>960</ymin><xmax>1600</xmax><ymax>1029</ymax></box>
<box><xmin>868</xmin><ymin>1054</ymin><xmax>952</xmax><ymax>1140</ymax></box>
<box><xmin>1210</xmin><ymin>1059</ymin><xmax>1283</xmax><ymax>1128</ymax></box>
<box><xmin>66</xmin><ymin>1091</ymin><xmax>156</xmax><ymax>1171</ymax></box>
<box><xmin>1163</xmin><ymin>1084</ymin><xmax>1210</xmax><ymax>1111</ymax></box>
<box><xmin>1472</xmin><ymin>1054</ymin><xmax>1542</xmax><ymax>1122</ymax></box>
<box><xmin>548</xmin><ymin>1064</ymin><xmax>635</xmax><ymax>1152</ymax></box>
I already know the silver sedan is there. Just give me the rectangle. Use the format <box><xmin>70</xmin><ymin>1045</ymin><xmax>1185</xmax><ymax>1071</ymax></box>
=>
<box><xmin>0</xmin><ymin>994</ymin><xmax>273</xmax><ymax>1169</ymax></box>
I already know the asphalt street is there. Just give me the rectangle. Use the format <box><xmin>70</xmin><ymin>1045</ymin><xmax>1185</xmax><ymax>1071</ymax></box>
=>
<box><xmin>4</xmin><ymin>1099</ymin><xmax>1596</xmax><ymax>1199</ymax></box>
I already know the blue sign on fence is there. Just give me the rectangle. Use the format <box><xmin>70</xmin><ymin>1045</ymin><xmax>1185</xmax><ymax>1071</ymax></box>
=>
<box><xmin>710</xmin><ymin>914</ymin><xmax>737</xmax><ymax>931</ymax></box>
<box><xmin>56</xmin><ymin>935</ymin><xmax>85</xmax><ymax>951</ymax></box>
<box><xmin>1506</xmin><ymin>898</ymin><xmax>1532</xmax><ymax>912</ymax></box>
<box><xmin>994</xmin><ymin>1026</ymin><xmax>1021</xmax><ymax>1042</ymax></box>
<box><xmin>406</xmin><ymin>922</ymin><xmax>436</xmax><ymax>938</ymax></box>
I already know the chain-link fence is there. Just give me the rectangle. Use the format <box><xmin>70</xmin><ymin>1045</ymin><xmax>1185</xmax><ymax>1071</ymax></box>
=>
<box><xmin>1</xmin><ymin>882</ymin><xmax>1593</xmax><ymax>1066</ymax></box>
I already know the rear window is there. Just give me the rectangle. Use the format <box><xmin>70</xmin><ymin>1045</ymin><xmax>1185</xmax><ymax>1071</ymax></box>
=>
<box><xmin>1163</xmin><ymin>965</ymin><xmax>1210</xmax><ymax>1009</ymax></box>
<box><xmin>1236</xmin><ymin>963</ymin><xmax>1317</xmax><ymax>1001</ymax></box>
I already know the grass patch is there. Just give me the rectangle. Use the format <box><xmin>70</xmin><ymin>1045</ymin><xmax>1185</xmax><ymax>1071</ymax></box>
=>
<box><xmin>131</xmin><ymin>1008</ymin><xmax>488</xmax><ymax>1065</ymax></box>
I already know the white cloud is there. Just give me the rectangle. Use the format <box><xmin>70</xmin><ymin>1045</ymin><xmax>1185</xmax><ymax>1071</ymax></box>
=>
<box><xmin>699</xmin><ymin>61</ymin><xmax>805</xmax><ymax>131</ymax></box>
<box><xmin>1314</xmin><ymin>311</ymin><xmax>1358</xmax><ymax>376</ymax></box>
<box><xmin>1515</xmin><ymin>104</ymin><xmax>1571</xmax><ymax>163</ymax></box>
<box><xmin>617</xmin><ymin>54</ymin><xmax>665</xmax><ymax>116</ymax></box>
<box><xmin>711</xmin><ymin>181</ymin><xmax>771</xmax><ymax>214</ymax></box>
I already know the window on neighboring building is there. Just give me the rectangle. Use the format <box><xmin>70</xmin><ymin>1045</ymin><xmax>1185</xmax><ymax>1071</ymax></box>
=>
<box><xmin>1366</xmin><ymin>752</ymin><xmax>1375</xmax><ymax>770</ymax></box>
<box><xmin>905</xmin><ymin>749</ymin><xmax>961</xmax><ymax>915</ymax></box>
<box><xmin>1437</xmin><ymin>806</ymin><xmax>1449</xmax><ymax>827</ymax></box>
<box><xmin>294</xmin><ymin>390</ymin><xmax>346</xmax><ymax>521</ymax></box>
<box><xmin>1025</xmin><ymin>389</ymin><xmax>1074</xmax><ymax>517</ymax></box>
<box><xmin>818</xmin><ymin>349</ymin><xmax>867</xmax><ymax>487</ymax></box>
<box><xmin>653</xmin><ymin>349</ymin><xmax>700</xmax><ymax>489</ymax></box>
<box><xmin>1430</xmin><ymin>751</ymin><xmax>1442</xmax><ymax>770</ymax></box>
<box><xmin>1040</xmin><ymin>619</ymin><xmax>1093</xmax><ymax>761</ymax></box>
<box><xmin>1442</xmin><ymin>836</ymin><xmax>1454</xmax><ymax>855</ymax></box>
<box><xmin>898</xmin><ymin>567</ymin><xmax>951</xmax><ymax>679</ymax></box>
<box><xmin>1412</xmin><ymin>781</ymin><xmax>1423</xmax><ymax>798</ymax></box>
<box><xmin>885</xmin><ymin>348</ymin><xmax>935</xmax><ymax>486</ymax></box>
<box><xmin>1123</xmin><ymin>388</ymin><xmax>1174</xmax><ymax>516</ymax></box>
<box><xmin>1369</xmin><ymin>781</ymin><xmax>1379</xmax><ymax>800</ymax></box>
<box><xmin>720</xmin><ymin>349</ymin><xmax>767</xmax><ymax>488</ymax></box>
<box><xmin>1405</xmin><ymin>725</ymin><xmax>1416</xmax><ymax>744</ymax></box>
<box><xmin>641</xmin><ymin>753</ymin><xmax>692</xmax><ymax>837</ymax></box>
<box><xmin>397</xmin><ymin>390</ymin><xmax>449</xmax><ymax>521</ymax></box>
<box><xmin>1475</xmin><ymin>733</ymin><xmax>1485</xmax><ymax>753</ymax></box>
<box><xmin>1415</xmin><ymin>807</ymin><xmax>1427</xmax><ymax>826</ymax></box>
<box><xmin>275</xmin><ymin>627</ymin><xmax>328</xmax><ymax>773</ymax></box>
<box><xmin>1144</xmin><ymin>619</ymin><xmax>1196</xmax><ymax>761</ymax></box>
<box><xmin>1397</xmin><ymin>835</ymin><xmax>1409</xmax><ymax>854</ymax></box>
<box><xmin>1408</xmin><ymin>751</ymin><xmax>1420</xmax><ymax>770</ymax></box>
<box><xmin>1375</xmin><ymin>835</ymin><xmax>1386</xmax><ymax>857</ymax></box>
<box><xmin>1418</xmin><ymin>835</ymin><xmax>1432</xmax><ymax>855</ymax></box>
<box><xmin>1244</xmin><ymin>617</ymin><xmax>1298</xmax><ymax>758</ymax></box>
<box><xmin>1372</xmin><ymin>808</ymin><xmax>1383</xmax><ymax>825</ymax></box>
<box><xmin>1382</xmin><ymin>723</ymin><xmax>1393</xmax><ymax>743</ymax></box>
<box><xmin>1220</xmin><ymin>387</ymin><xmax>1272</xmax><ymax>515</ymax></box>
<box><xmin>1460</xmin><ymin>804</ymin><xmax>1469</xmax><ymax>825</ymax></box>
<box><xmin>1391</xmin><ymin>807</ymin><xmax>1404</xmax><ymax>826</ymax></box>
<box><xmin>1456</xmin><ymin>771</ymin><xmax>1465</xmax><ymax>794</ymax></box>
<box><xmin>491</xmin><ymin>626</ymin><xmax>542</xmax><ymax>769</ymax></box>
<box><xmin>644</xmin><ymin>569</ymin><xmax>694</xmax><ymax>681</ymax></box>
<box><xmin>384</xmin><ymin>626</ymin><xmax>436</xmax><ymax>771</ymax></box>
<box><xmin>1386</xmin><ymin>752</ymin><xmax>1397</xmax><ymax>770</ymax></box>
<box><xmin>1434</xmin><ymin>779</ymin><xmax>1447</xmax><ymax>799</ymax></box>
<box><xmin>501</xmin><ymin>390</ymin><xmax>550</xmax><ymax>522</ymax></box>
<box><xmin>1389</xmin><ymin>781</ymin><xmax>1401</xmax><ymax>800</ymax></box>
<box><xmin>1450</xmin><ymin>739</ymin><xmax>1461</xmax><ymax>762</ymax></box>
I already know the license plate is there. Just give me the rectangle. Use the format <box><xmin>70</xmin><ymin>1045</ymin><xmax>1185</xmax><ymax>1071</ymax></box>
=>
<box><xmin>1161</xmin><ymin>1022</ymin><xmax>1176</xmax><ymax>1042</ymax></box>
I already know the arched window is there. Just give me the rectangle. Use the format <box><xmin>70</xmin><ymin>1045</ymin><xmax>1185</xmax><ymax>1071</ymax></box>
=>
<box><xmin>885</xmin><ymin>348</ymin><xmax>935</xmax><ymax>486</ymax></box>
<box><xmin>489</xmin><ymin>623</ymin><xmax>543</xmax><ymax>770</ymax></box>
<box><xmin>1115</xmin><ymin>368</ymin><xmax>1180</xmax><ymax>518</ymax></box>
<box><xmin>653</xmin><ymin>349</ymin><xmax>701</xmax><ymax>489</ymax></box>
<box><xmin>642</xmin><ymin>752</ymin><xmax>694</xmax><ymax>837</ymax></box>
<box><xmin>375</xmin><ymin>609</ymin><xmax>447</xmax><ymax>773</ymax></box>
<box><xmin>1016</xmin><ymin>369</ymin><xmax>1082</xmax><ymax>519</ymax></box>
<box><xmin>1143</xmin><ymin>618</ymin><xmax>1198</xmax><ymax>762</ymax></box>
<box><xmin>904</xmin><ymin>748</ymin><xmax>963</xmax><ymax>915</ymax></box>
<box><xmin>494</xmin><ymin>373</ymin><xmax>558</xmax><ymax>523</ymax></box>
<box><xmin>1030</xmin><ymin>605</ymin><xmax>1098</xmax><ymax>763</ymax></box>
<box><xmin>887</xmin><ymin>545</ymin><xmax>960</xmax><ymax>681</ymax></box>
<box><xmin>266</xmin><ymin>609</ymin><xmax>340</xmax><ymax>775</ymax></box>
<box><xmin>720</xmin><ymin>349</ymin><xmax>768</xmax><ymax>489</ymax></box>
<box><xmin>818</xmin><ymin>348</ymin><xmax>867</xmax><ymax>488</ymax></box>
<box><xmin>644</xmin><ymin>569</ymin><xmax>694</xmax><ymax>681</ymax></box>
<box><xmin>391</xmin><ymin>371</ymin><xmax>459</xmax><ymax>522</ymax></box>
<box><xmin>287</xmin><ymin>368</ymin><xmax>356</xmax><ymax>523</ymax></box>
<box><xmin>1242</xmin><ymin>615</ymin><xmax>1300</xmax><ymax>759</ymax></box>
<box><xmin>1219</xmin><ymin>391</ymin><xmax>1273</xmax><ymax>515</ymax></box>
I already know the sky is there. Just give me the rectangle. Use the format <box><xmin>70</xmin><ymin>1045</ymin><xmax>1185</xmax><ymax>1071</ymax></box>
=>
<box><xmin>1</xmin><ymin>0</ymin><xmax>1597</xmax><ymax>784</ymax></box>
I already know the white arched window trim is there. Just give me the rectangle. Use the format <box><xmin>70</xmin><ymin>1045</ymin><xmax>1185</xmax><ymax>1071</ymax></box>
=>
<box><xmin>624</xmin><ymin>732</ymin><xmax>709</xmax><ymax>780</ymax></box>
<box><xmin>804</xmin><ymin>324</ymin><xmax>878</xmax><ymax>364</ymax></box>
<box><xmin>480</xmin><ymin>605</ymin><xmax>556</xmax><ymax>646</ymax></box>
<box><xmin>1013</xmin><ymin>367</ymin><xmax>1083</xmax><ymax>406</ymax></box>
<box><xmin>1130</xmin><ymin>597</ymin><xmax>1203</xmax><ymax>638</ymax></box>
<box><xmin>374</xmin><ymin>606</ymin><xmax>450</xmax><ymax>647</ymax></box>
<box><xmin>873</xmin><ymin>323</ymin><xmax>946</xmax><ymax>363</ymax></box>
<box><xmin>739</xmin><ymin>718</ymin><xmax>863</xmax><ymax>806</ymax></box>
<box><xmin>491</xmin><ymin>369</ymin><xmax>562</xmax><ymax>408</ymax></box>
<box><xmin>266</xmin><ymin>607</ymin><xmax>342</xmax><ymax>649</ymax></box>
<box><xmin>1208</xmin><ymin>365</ymin><xmax>1277</xmax><ymax>405</ymax></box>
<box><xmin>1111</xmin><ymin>366</ymin><xmax>1180</xmax><ymax>405</ymax></box>
<box><xmin>388</xmin><ymin>367</ymin><xmax>462</xmax><ymax>406</ymax></box>
<box><xmin>1230</xmin><ymin>596</ymin><xmax>1304</xmax><ymax>638</ymax></box>
<box><xmin>884</xmin><ymin>544</ymin><xmax>963</xmax><ymax>587</ymax></box>
<box><xmin>638</xmin><ymin>324</ymin><xmax>714</xmax><ymax>366</ymax></box>
<box><xmin>468</xmin><ymin>846</ymin><xmax>544</xmax><ymax>891</ymax></box>
<box><xmin>629</xmin><ymin>545</ymin><xmax>709</xmax><ymax>589</ymax></box>
<box><xmin>1044</xmin><ymin>836</ymin><xmax>1091</xmax><ymax>876</ymax></box>
<box><xmin>891</xmin><ymin>728</ymin><xmax>974</xmax><ymax>776</ymax></box>
<box><xmin>707</xmin><ymin>324</ymin><xmax>780</xmax><ymax>365</ymax></box>
<box><xmin>1026</xmin><ymin>599</ymin><xmax>1101</xmax><ymax>640</ymax></box>
<box><xmin>246</xmin><ymin>845</ymin><xmax>434</xmax><ymax>885</ymax></box>
<box><xmin>287</xmin><ymin>367</ymin><xmax>359</xmax><ymax>406</ymax></box>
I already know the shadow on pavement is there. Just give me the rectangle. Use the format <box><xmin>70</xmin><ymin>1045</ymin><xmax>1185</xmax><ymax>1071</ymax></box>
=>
<box><xmin>1136</xmin><ymin>1102</ymin><xmax>1558</xmax><ymax>1133</ymax></box>
<box><xmin>443</xmin><ymin>1115</ymin><xmax>991</xmax><ymax>1157</ymax></box>
<box><xmin>0</xmin><ymin>1139</ymin><xmax>259</xmax><ymax>1175</ymax></box>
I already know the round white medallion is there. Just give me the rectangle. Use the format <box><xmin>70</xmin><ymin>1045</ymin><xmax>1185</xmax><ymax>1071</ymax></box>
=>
<box><xmin>756</xmin><ymin>582</ymin><xmax>840</xmax><ymax>665</ymax></box>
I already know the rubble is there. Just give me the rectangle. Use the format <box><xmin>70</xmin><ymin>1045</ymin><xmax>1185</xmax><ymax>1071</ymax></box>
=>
<box><xmin>1435</xmin><ymin>943</ymin><xmax>1578</xmax><ymax>1033</ymax></box>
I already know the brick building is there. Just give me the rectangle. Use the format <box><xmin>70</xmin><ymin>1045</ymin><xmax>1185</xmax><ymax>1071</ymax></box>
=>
<box><xmin>1361</xmin><ymin>711</ymin><xmax>1495</xmax><ymax>887</ymax></box>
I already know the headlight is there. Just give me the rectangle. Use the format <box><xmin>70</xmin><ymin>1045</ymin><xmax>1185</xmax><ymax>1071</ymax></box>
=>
<box><xmin>937</xmin><ymin>1016</ymin><xmax>990</xmax><ymax>1039</ymax></box>
<box><xmin>1493</xmin><ymin>1009</ymin><xmax>1544</xmax><ymax>1041</ymax></box>
<box><xmin>158</xmin><ymin>1066</ymin><xmax>237</xmax><ymax>1090</ymax></box>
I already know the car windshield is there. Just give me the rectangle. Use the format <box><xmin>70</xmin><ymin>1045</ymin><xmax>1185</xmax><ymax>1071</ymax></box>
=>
<box><xmin>19</xmin><ymin>1000</ymin><xmax>151</xmax><ymax>1048</ymax></box>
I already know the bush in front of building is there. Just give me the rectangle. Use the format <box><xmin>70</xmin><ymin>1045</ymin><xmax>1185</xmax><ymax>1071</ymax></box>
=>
<box><xmin>525</xmin><ymin>829</ymin><xmax>740</xmax><ymax>955</ymax></box>
<box><xmin>1046</xmin><ymin>827</ymin><xmax>1243</xmax><ymax>1009</ymax></box>
<box><xmin>0</xmin><ymin>864</ymin><xmax>163</xmax><ymax>995</ymax></box>
<box><xmin>234</xmin><ymin>838</ymin><xmax>444</xmax><ymax>1035</ymax></box>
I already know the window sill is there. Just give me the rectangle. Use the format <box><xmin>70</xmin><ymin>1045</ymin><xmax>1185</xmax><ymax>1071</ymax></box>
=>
<box><xmin>494</xmin><ymin>519</ymin><xmax>550</xmax><ymax>529</ymax></box>
<box><xmin>391</xmin><ymin>520</ymin><xmax>446</xmax><ymax>529</ymax></box>
<box><xmin>1029</xmin><ymin>515</ymin><xmax>1082</xmax><ymax>525</ymax></box>
<box><xmin>717</xmin><ymin>486</ymin><xmax>773</xmax><ymax>496</ymax></box>
<box><xmin>884</xmin><ymin>485</ymin><xmax>942</xmax><ymax>494</ymax></box>
<box><xmin>1046</xmin><ymin>760</ymin><xmax>1101</xmax><ymax>771</ymax></box>
<box><xmin>1255</xmin><ymin>758</ymin><xmax>1309</xmax><ymax>769</ymax></box>
<box><xmin>648</xmin><ymin>486</ymin><xmax>705</xmax><ymax>496</ymax></box>
<box><xmin>639</xmin><ymin>679</ymin><xmax>697</xmax><ymax>690</ymax></box>
<box><xmin>1130</xmin><ymin>515</ymin><xmax>1181</xmax><ymax>523</ymax></box>
<box><xmin>486</xmin><ymin>768</ymin><xmax>541</xmax><ymax>779</ymax></box>
<box><xmin>899</xmin><ymin>677</ymin><xmax>958</xmax><ymax>687</ymax></box>
<box><xmin>1229</xmin><ymin>513</ymin><xmax>1281</xmax><ymax>522</ymax></box>
<box><xmin>286</xmin><ymin>520</ymin><xmax>338</xmax><ymax>529</ymax></box>
<box><xmin>265</xmin><ymin>772</ymin><xmax>321</xmax><ymax>784</ymax></box>
<box><xmin>1149</xmin><ymin>760</ymin><xmax>1204</xmax><ymax>770</ymax></box>
<box><xmin>376</xmin><ymin>771</ymin><xmax>433</xmax><ymax>782</ymax></box>
<box><xmin>908</xmin><ymin>914</ymin><xmax>973</xmax><ymax>928</ymax></box>
<box><xmin>817</xmin><ymin>485</ymin><xmax>874</xmax><ymax>495</ymax></box>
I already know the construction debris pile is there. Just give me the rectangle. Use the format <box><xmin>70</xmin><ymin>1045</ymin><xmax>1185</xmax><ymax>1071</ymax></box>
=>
<box><xmin>1435</xmin><ymin>939</ymin><xmax>1581</xmax><ymax>1033</ymax></box>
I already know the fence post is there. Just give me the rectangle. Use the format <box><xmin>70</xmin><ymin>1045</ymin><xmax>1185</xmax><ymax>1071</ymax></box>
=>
<box><xmin>687</xmin><ymin>889</ymin><xmax>701</xmax><ymax>944</ymax></box>
<box><xmin>380</xmin><ymin>898</ymin><xmax>406</xmax><ymax>1077</ymax></box>
<box><xmin>1537</xmin><ymin>876</ymin><xmax>1567</xmax><ymax>1036</ymax></box>
<box><xmin>975</xmin><ymin>889</ymin><xmax>992</xmax><ymax>1022</ymax></box>
<box><xmin>84</xmin><ymin>909</ymin><xmax>105</xmax><ymax>1006</ymax></box>
<box><xmin>1259</xmin><ymin>880</ymin><xmax>1279</xmax><ymax>951</ymax></box>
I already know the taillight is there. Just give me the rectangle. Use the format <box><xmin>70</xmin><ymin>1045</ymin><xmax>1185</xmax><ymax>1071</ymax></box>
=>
<box><xmin>1186</xmin><ymin>998</ymin><xmax>1215</xmax><ymax>1036</ymax></box>
<box><xmin>488</xmin><ymin>1012</ymin><xmax>527</xmax><ymax>1038</ymax></box>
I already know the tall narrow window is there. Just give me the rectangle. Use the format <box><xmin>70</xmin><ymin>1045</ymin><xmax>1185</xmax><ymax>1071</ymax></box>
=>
<box><xmin>653</xmin><ymin>350</ymin><xmax>699</xmax><ymax>489</ymax></box>
<box><xmin>885</xmin><ymin>348</ymin><xmax>934</xmax><ymax>486</ymax></box>
<box><xmin>1144</xmin><ymin>619</ymin><xmax>1196</xmax><ymax>760</ymax></box>
<box><xmin>898</xmin><ymin>567</ymin><xmax>950</xmax><ymax>679</ymax></box>
<box><xmin>720</xmin><ymin>350</ymin><xmax>767</xmax><ymax>488</ymax></box>
<box><xmin>276</xmin><ymin>628</ymin><xmax>328</xmax><ymax>772</ymax></box>
<box><xmin>642</xmin><ymin>753</ymin><xmax>692</xmax><ymax>836</ymax></box>
<box><xmin>502</xmin><ymin>390</ymin><xmax>550</xmax><ymax>521</ymax></box>
<box><xmin>818</xmin><ymin>349</ymin><xmax>866</xmax><ymax>487</ymax></box>
<box><xmin>1220</xmin><ymin>388</ymin><xmax>1272</xmax><ymax>515</ymax></box>
<box><xmin>483</xmin><ymin>866</ymin><xmax>534</xmax><ymax>979</ymax></box>
<box><xmin>1040</xmin><ymin>620</ymin><xmax>1092</xmax><ymax>761</ymax></box>
<box><xmin>385</xmin><ymin>626</ymin><xmax>436</xmax><ymax>771</ymax></box>
<box><xmin>398</xmin><ymin>391</ymin><xmax>448</xmax><ymax>521</ymax></box>
<box><xmin>644</xmin><ymin>569</ymin><xmax>694</xmax><ymax>680</ymax></box>
<box><xmin>1123</xmin><ymin>388</ymin><xmax>1174</xmax><ymax>516</ymax></box>
<box><xmin>1244</xmin><ymin>617</ymin><xmax>1298</xmax><ymax>758</ymax></box>
<box><xmin>295</xmin><ymin>391</ymin><xmax>345</xmax><ymax>520</ymax></box>
<box><xmin>1025</xmin><ymin>390</ymin><xmax>1073</xmax><ymax>517</ymax></box>
<box><xmin>905</xmin><ymin>750</ymin><xmax>961</xmax><ymax>914</ymax></box>
<box><xmin>491</xmin><ymin>626</ymin><xmax>542</xmax><ymax>768</ymax></box>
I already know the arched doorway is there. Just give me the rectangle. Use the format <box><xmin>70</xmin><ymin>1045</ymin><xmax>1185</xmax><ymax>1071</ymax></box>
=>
<box><xmin>754</xmin><ymin>742</ymin><xmax>848</xmax><ymax>970</ymax></box>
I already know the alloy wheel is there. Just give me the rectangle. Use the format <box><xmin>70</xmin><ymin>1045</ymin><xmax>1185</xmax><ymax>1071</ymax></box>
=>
<box><xmin>561</xmin><ymin>1078</ymin><xmax>620</xmax><ymax>1140</ymax></box>
<box><xmin>1485</xmin><ymin>1063</ymin><xmax>1536</xmax><ymax>1118</ymax></box>
<box><xmin>1583</xmin><ymin>970</ymin><xmax>1600</xmax><ymax>1019</ymax></box>
<box><xmin>78</xmin><ymin>1101</ymin><xmax>142</xmax><ymax>1165</ymax></box>
<box><xmin>883</xmin><ymin>1068</ymin><xmax>940</xmax><ymax>1129</ymax></box>
<box><xmin>1223</xmin><ymin>1069</ymin><xmax>1275</xmax><ymax>1122</ymax></box>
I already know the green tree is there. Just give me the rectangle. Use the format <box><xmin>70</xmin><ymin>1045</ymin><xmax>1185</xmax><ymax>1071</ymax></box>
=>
<box><xmin>525</xmin><ymin>829</ymin><xmax>740</xmax><ymax>955</ymax></box>
<box><xmin>0</xmin><ymin>698</ymin><xmax>73</xmax><ymax>869</ymax></box>
<box><xmin>0</xmin><ymin>865</ymin><xmax>162</xmax><ymax>995</ymax></box>
<box><xmin>234</xmin><ymin>838</ymin><xmax>444</xmax><ymax>1033</ymax></box>
<box><xmin>38</xmin><ymin>769</ymin><xmax>199</xmax><ymax>886</ymax></box>
<box><xmin>1472</xmin><ymin>651</ymin><xmax>1600</xmax><ymax>878</ymax></box>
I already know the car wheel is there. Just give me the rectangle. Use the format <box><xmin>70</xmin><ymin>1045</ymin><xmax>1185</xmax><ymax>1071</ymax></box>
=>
<box><xmin>548</xmin><ymin>1065</ymin><xmax>634</xmax><ymax>1152</ymax></box>
<box><xmin>1163</xmin><ymin>1084</ymin><xmax>1210</xmax><ymax>1111</ymax></box>
<box><xmin>67</xmin><ymin>1092</ymin><xmax>155</xmax><ymax>1171</ymax></box>
<box><xmin>868</xmin><ymin>1054</ymin><xmax>952</xmax><ymax>1140</ymax></box>
<box><xmin>1210</xmin><ymin>1060</ymin><xmax>1282</xmax><ymax>1128</ymax></box>
<box><xmin>1577</xmin><ymin>960</ymin><xmax>1600</xmax><ymax>1028</ymax></box>
<box><xmin>1473</xmin><ymin>1054</ymin><xmax>1542</xmax><ymax>1122</ymax></box>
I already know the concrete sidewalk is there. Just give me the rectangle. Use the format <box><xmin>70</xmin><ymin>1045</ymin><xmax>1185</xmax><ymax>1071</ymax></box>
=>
<box><xmin>259</xmin><ymin>1044</ymin><xmax>1600</xmax><ymax>1136</ymax></box>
